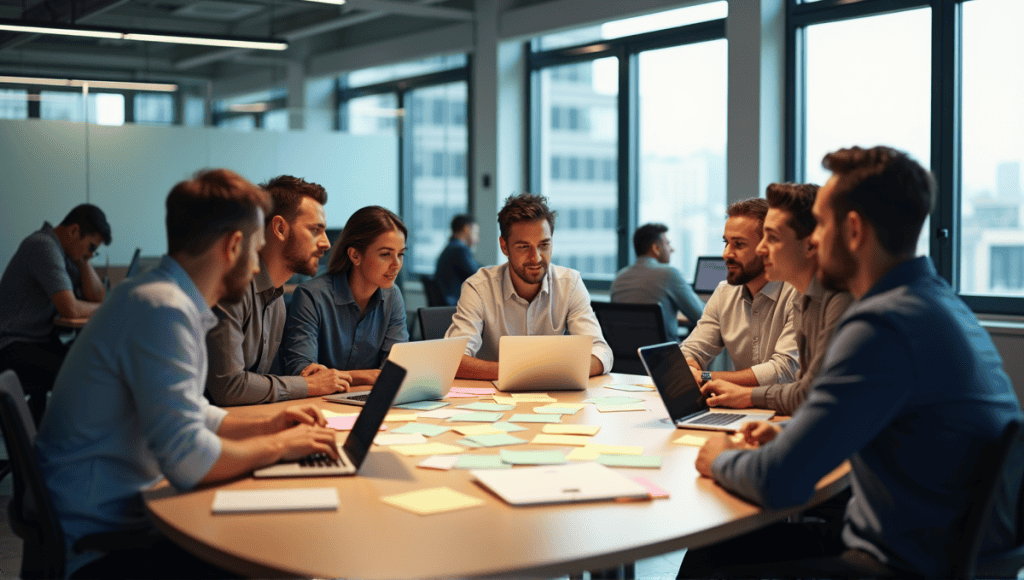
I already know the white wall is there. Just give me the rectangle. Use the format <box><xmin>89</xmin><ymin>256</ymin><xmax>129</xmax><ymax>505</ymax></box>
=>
<box><xmin>0</xmin><ymin>120</ymin><xmax>397</xmax><ymax>270</ymax></box>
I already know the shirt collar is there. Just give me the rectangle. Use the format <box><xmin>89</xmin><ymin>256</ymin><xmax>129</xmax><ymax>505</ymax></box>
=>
<box><xmin>801</xmin><ymin>275</ymin><xmax>825</xmax><ymax>311</ymax></box>
<box><xmin>41</xmin><ymin>222</ymin><xmax>66</xmax><ymax>258</ymax></box>
<box><xmin>861</xmin><ymin>256</ymin><xmax>934</xmax><ymax>301</ymax></box>
<box><xmin>159</xmin><ymin>255</ymin><xmax>218</xmax><ymax>330</ymax></box>
<box><xmin>331</xmin><ymin>270</ymin><xmax>382</xmax><ymax>309</ymax></box>
<box><xmin>636</xmin><ymin>256</ymin><xmax>660</xmax><ymax>267</ymax></box>
<box><xmin>253</xmin><ymin>257</ymin><xmax>282</xmax><ymax>300</ymax></box>
<box><xmin>743</xmin><ymin>279</ymin><xmax>784</xmax><ymax>302</ymax></box>
<box><xmin>501</xmin><ymin>262</ymin><xmax>550</xmax><ymax>301</ymax></box>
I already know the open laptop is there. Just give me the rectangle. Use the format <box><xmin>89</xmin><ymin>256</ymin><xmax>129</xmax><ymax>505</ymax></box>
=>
<box><xmin>639</xmin><ymin>342</ymin><xmax>774</xmax><ymax>432</ymax></box>
<box><xmin>323</xmin><ymin>337</ymin><xmax>469</xmax><ymax>407</ymax></box>
<box><xmin>692</xmin><ymin>256</ymin><xmax>728</xmax><ymax>293</ymax></box>
<box><xmin>496</xmin><ymin>335</ymin><xmax>590</xmax><ymax>392</ymax></box>
<box><xmin>253</xmin><ymin>360</ymin><xmax>407</xmax><ymax>478</ymax></box>
<box><xmin>124</xmin><ymin>247</ymin><xmax>142</xmax><ymax>279</ymax></box>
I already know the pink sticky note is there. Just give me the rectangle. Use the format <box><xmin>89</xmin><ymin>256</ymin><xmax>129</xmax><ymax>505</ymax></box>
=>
<box><xmin>449</xmin><ymin>387</ymin><xmax>496</xmax><ymax>395</ymax></box>
<box><xmin>631</xmin><ymin>476</ymin><xmax>670</xmax><ymax>499</ymax></box>
<box><xmin>444</xmin><ymin>392</ymin><xmax>479</xmax><ymax>398</ymax></box>
<box><xmin>327</xmin><ymin>416</ymin><xmax>386</xmax><ymax>431</ymax></box>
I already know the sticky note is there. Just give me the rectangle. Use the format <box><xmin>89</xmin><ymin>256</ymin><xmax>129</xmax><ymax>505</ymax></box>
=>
<box><xmin>456</xmin><ymin>438</ymin><xmax>482</xmax><ymax>448</ymax></box>
<box><xmin>603</xmin><ymin>384</ymin><xmax>655</xmax><ymax>392</ymax></box>
<box><xmin>395</xmin><ymin>401</ymin><xmax>449</xmax><ymax>411</ymax></box>
<box><xmin>533</xmin><ymin>404</ymin><xmax>582</xmax><ymax>414</ymax></box>
<box><xmin>631</xmin><ymin>476</ymin><xmax>670</xmax><ymax>498</ymax></box>
<box><xmin>491</xmin><ymin>396</ymin><xmax>518</xmax><ymax>405</ymax></box>
<box><xmin>583</xmin><ymin>444</ymin><xmax>643</xmax><ymax>455</ymax></box>
<box><xmin>448</xmin><ymin>387</ymin><xmax>496</xmax><ymax>395</ymax></box>
<box><xmin>499</xmin><ymin>449</ymin><xmax>566</xmax><ymax>465</ymax></box>
<box><xmin>596</xmin><ymin>454</ymin><xmax>662</xmax><ymax>469</ymax></box>
<box><xmin>531</xmin><ymin>433</ymin><xmax>593</xmax><ymax>446</ymax></box>
<box><xmin>585</xmin><ymin>395</ymin><xmax>644</xmax><ymax>405</ymax></box>
<box><xmin>466</xmin><ymin>433</ymin><xmax>527</xmax><ymax>447</ymax></box>
<box><xmin>445</xmin><ymin>392</ymin><xmax>479</xmax><ymax>398</ymax></box>
<box><xmin>566</xmin><ymin>448</ymin><xmax>600</xmax><ymax>461</ymax></box>
<box><xmin>390</xmin><ymin>423</ymin><xmax>450</xmax><ymax>437</ymax></box>
<box><xmin>418</xmin><ymin>408</ymin><xmax>474</xmax><ymax>420</ymax></box>
<box><xmin>384</xmin><ymin>412</ymin><xmax>419</xmax><ymax>422</ymax></box>
<box><xmin>507</xmin><ymin>414</ymin><xmax>561</xmax><ymax>424</ymax></box>
<box><xmin>375</xmin><ymin>433</ymin><xmax>428</xmax><ymax>446</ymax></box>
<box><xmin>673</xmin><ymin>434</ymin><xmax>709</xmax><ymax>447</ymax></box>
<box><xmin>380</xmin><ymin>487</ymin><xmax>484</xmax><ymax>515</ymax></box>
<box><xmin>446</xmin><ymin>412</ymin><xmax>505</xmax><ymax>422</ymax></box>
<box><xmin>320</xmin><ymin>409</ymin><xmax>358</xmax><ymax>419</ymax></box>
<box><xmin>391</xmin><ymin>443</ymin><xmax>465</xmax><ymax>456</ymax></box>
<box><xmin>418</xmin><ymin>455</ymin><xmax>461</xmax><ymax>470</ymax></box>
<box><xmin>595</xmin><ymin>403</ymin><xmax>646</xmax><ymax>413</ymax></box>
<box><xmin>457</xmin><ymin>402</ymin><xmax>515</xmax><ymax>412</ymax></box>
<box><xmin>509</xmin><ymin>394</ymin><xmax>557</xmax><ymax>402</ymax></box>
<box><xmin>327</xmin><ymin>416</ymin><xmax>386</xmax><ymax>431</ymax></box>
<box><xmin>455</xmin><ymin>455</ymin><xmax>510</xmax><ymax>470</ymax></box>
<box><xmin>453</xmin><ymin>424</ymin><xmax>503</xmax><ymax>436</ymax></box>
<box><xmin>491</xmin><ymin>422</ymin><xmax>527</xmax><ymax>433</ymax></box>
<box><xmin>543</xmin><ymin>424</ymin><xmax>600</xmax><ymax>436</ymax></box>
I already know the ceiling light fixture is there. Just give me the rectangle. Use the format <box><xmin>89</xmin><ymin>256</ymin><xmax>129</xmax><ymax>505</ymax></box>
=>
<box><xmin>0</xmin><ymin>75</ymin><xmax>178</xmax><ymax>92</ymax></box>
<box><xmin>299</xmin><ymin>0</ymin><xmax>346</xmax><ymax>5</ymax></box>
<box><xmin>0</xmin><ymin>19</ymin><xmax>288</xmax><ymax>51</ymax></box>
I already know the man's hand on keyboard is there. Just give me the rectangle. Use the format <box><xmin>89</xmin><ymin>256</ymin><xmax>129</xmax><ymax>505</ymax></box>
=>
<box><xmin>274</xmin><ymin>424</ymin><xmax>340</xmax><ymax>462</ymax></box>
<box><xmin>267</xmin><ymin>404</ymin><xmax>327</xmax><ymax>433</ymax></box>
<box><xmin>700</xmin><ymin>379</ymin><xmax>754</xmax><ymax>409</ymax></box>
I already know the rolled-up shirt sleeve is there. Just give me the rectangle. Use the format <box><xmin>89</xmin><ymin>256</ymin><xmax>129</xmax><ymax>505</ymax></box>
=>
<box><xmin>280</xmin><ymin>286</ymin><xmax>322</xmax><ymax>375</ymax></box>
<box><xmin>566</xmin><ymin>275</ymin><xmax>613</xmax><ymax>373</ymax></box>
<box><xmin>445</xmin><ymin>281</ymin><xmax>487</xmax><ymax>357</ymax></box>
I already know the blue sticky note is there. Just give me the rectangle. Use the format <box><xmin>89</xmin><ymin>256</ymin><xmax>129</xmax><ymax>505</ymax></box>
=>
<box><xmin>596</xmin><ymin>454</ymin><xmax>662</xmax><ymax>468</ymax></box>
<box><xmin>508</xmin><ymin>414</ymin><xmax>561</xmax><ymax>424</ymax></box>
<box><xmin>457</xmin><ymin>402</ymin><xmax>515</xmax><ymax>412</ymax></box>
<box><xmin>395</xmin><ymin>400</ymin><xmax>449</xmax><ymax>411</ymax></box>
<box><xmin>466</xmin><ymin>433</ymin><xmax>527</xmax><ymax>447</ymax></box>
<box><xmin>491</xmin><ymin>422</ymin><xmax>527</xmax><ymax>433</ymax></box>
<box><xmin>455</xmin><ymin>455</ymin><xmax>510</xmax><ymax>470</ymax></box>
<box><xmin>499</xmin><ymin>449</ymin><xmax>566</xmax><ymax>465</ymax></box>
<box><xmin>390</xmin><ymin>423</ymin><xmax>450</xmax><ymax>437</ymax></box>
<box><xmin>446</xmin><ymin>412</ymin><xmax>505</xmax><ymax>422</ymax></box>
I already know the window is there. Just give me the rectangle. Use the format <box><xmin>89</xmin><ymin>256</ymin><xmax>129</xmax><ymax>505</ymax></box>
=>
<box><xmin>0</xmin><ymin>89</ymin><xmax>28</xmax><ymax>119</ymax></box>
<box><xmin>341</xmin><ymin>94</ymin><xmax>398</xmax><ymax>135</ymax></box>
<box><xmin>345</xmin><ymin>55</ymin><xmax>466</xmax><ymax>88</ymax></box>
<box><xmin>184</xmin><ymin>96</ymin><xmax>205</xmax><ymax>126</ymax></box>
<box><xmin>263</xmin><ymin>109</ymin><xmax>289</xmax><ymax>131</ymax></box>
<box><xmin>134</xmin><ymin>93</ymin><xmax>174</xmax><ymax>124</ymax></box>
<box><xmin>40</xmin><ymin>91</ymin><xmax>82</xmax><ymax>122</ymax></box>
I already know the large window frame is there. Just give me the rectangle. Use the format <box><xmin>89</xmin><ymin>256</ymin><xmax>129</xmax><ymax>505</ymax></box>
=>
<box><xmin>787</xmin><ymin>0</ymin><xmax>1019</xmax><ymax>314</ymax></box>
<box><xmin>528</xmin><ymin>19</ymin><xmax>727</xmax><ymax>289</ymax></box>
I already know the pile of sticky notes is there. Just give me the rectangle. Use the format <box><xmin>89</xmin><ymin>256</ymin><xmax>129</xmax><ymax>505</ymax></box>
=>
<box><xmin>381</xmin><ymin>487</ymin><xmax>483</xmax><ymax>515</ymax></box>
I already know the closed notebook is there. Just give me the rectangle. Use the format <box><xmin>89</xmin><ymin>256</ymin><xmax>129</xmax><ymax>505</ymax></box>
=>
<box><xmin>212</xmin><ymin>488</ymin><xmax>339</xmax><ymax>513</ymax></box>
<box><xmin>471</xmin><ymin>462</ymin><xmax>650</xmax><ymax>506</ymax></box>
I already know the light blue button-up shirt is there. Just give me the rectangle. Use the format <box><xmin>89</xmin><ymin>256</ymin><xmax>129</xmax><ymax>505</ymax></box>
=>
<box><xmin>35</xmin><ymin>255</ymin><xmax>227</xmax><ymax>577</ymax></box>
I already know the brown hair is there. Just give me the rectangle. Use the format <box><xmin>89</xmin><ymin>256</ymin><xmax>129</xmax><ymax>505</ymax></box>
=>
<box><xmin>166</xmin><ymin>169</ymin><xmax>271</xmax><ymax>256</ymax></box>
<box><xmin>326</xmin><ymin>206</ymin><xmax>408</xmax><ymax>274</ymax></box>
<box><xmin>726</xmin><ymin>198</ymin><xmax>770</xmax><ymax>239</ymax></box>
<box><xmin>765</xmin><ymin>183</ymin><xmax>819</xmax><ymax>240</ymax></box>
<box><xmin>260</xmin><ymin>175</ymin><xmax>328</xmax><ymax>224</ymax></box>
<box><xmin>497</xmin><ymin>193</ymin><xmax>556</xmax><ymax>240</ymax></box>
<box><xmin>633</xmin><ymin>223</ymin><xmax>668</xmax><ymax>257</ymax></box>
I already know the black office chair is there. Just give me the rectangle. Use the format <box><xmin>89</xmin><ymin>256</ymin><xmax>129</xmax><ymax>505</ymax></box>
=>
<box><xmin>418</xmin><ymin>306</ymin><xmax>457</xmax><ymax>341</ymax></box>
<box><xmin>420</xmin><ymin>274</ymin><xmax>448</xmax><ymax>308</ymax></box>
<box><xmin>951</xmin><ymin>417</ymin><xmax>1024</xmax><ymax>579</ymax></box>
<box><xmin>591</xmin><ymin>302</ymin><xmax>668</xmax><ymax>376</ymax></box>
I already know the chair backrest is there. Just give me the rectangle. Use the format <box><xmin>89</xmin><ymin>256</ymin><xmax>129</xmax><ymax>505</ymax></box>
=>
<box><xmin>420</xmin><ymin>274</ymin><xmax>448</xmax><ymax>308</ymax></box>
<box><xmin>418</xmin><ymin>306</ymin><xmax>457</xmax><ymax>341</ymax></box>
<box><xmin>591</xmin><ymin>301</ymin><xmax>668</xmax><ymax>376</ymax></box>
<box><xmin>0</xmin><ymin>370</ymin><xmax>66</xmax><ymax>579</ymax></box>
<box><xmin>953</xmin><ymin>417</ymin><xmax>1024</xmax><ymax>579</ymax></box>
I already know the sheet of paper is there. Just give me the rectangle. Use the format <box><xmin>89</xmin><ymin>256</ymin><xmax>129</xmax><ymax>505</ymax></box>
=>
<box><xmin>383</xmin><ymin>411</ymin><xmax>419</xmax><ymax>422</ymax></box>
<box><xmin>417</xmin><ymin>455</ymin><xmax>461</xmax><ymax>470</ymax></box>
<box><xmin>453</xmin><ymin>424</ymin><xmax>503</xmax><ymax>436</ymax></box>
<box><xmin>531</xmin><ymin>433</ymin><xmax>593</xmax><ymax>446</ymax></box>
<box><xmin>375</xmin><ymin>433</ymin><xmax>428</xmax><ymax>446</ymax></box>
<box><xmin>446</xmin><ymin>411</ymin><xmax>505</xmax><ymax>422</ymax></box>
<box><xmin>566</xmin><ymin>448</ymin><xmax>599</xmax><ymax>461</ymax></box>
<box><xmin>448</xmin><ymin>386</ymin><xmax>496</xmax><ymax>395</ymax></box>
<box><xmin>596</xmin><ymin>454</ymin><xmax>662</xmax><ymax>469</ymax></box>
<box><xmin>380</xmin><ymin>487</ymin><xmax>484</xmax><ymax>515</ymax></box>
<box><xmin>507</xmin><ymin>413</ymin><xmax>561</xmax><ymax>424</ymax></box>
<box><xmin>631</xmin><ymin>476</ymin><xmax>670</xmax><ymax>499</ymax></box>
<box><xmin>457</xmin><ymin>402</ymin><xmax>515</xmax><ymax>412</ymax></box>
<box><xmin>673</xmin><ymin>434</ymin><xmax>710</xmax><ymax>447</ymax></box>
<box><xmin>326</xmin><ymin>416</ymin><xmax>386</xmax><ymax>431</ymax></box>
<box><xmin>595</xmin><ymin>403</ymin><xmax>646</xmax><ymax>413</ymax></box>
<box><xmin>583</xmin><ymin>444</ymin><xmax>643</xmax><ymax>455</ymax></box>
<box><xmin>603</xmin><ymin>384</ymin><xmax>655</xmax><ymax>392</ymax></box>
<box><xmin>395</xmin><ymin>401</ymin><xmax>449</xmax><ymax>411</ymax></box>
<box><xmin>585</xmin><ymin>395</ymin><xmax>645</xmax><ymax>405</ymax></box>
<box><xmin>491</xmin><ymin>422</ymin><xmax>527</xmax><ymax>433</ymax></box>
<box><xmin>465</xmin><ymin>433</ymin><xmax>527</xmax><ymax>447</ymax></box>
<box><xmin>543</xmin><ymin>424</ymin><xmax>600</xmax><ymax>436</ymax></box>
<box><xmin>391</xmin><ymin>442</ymin><xmax>465</xmax><ymax>456</ymax></box>
<box><xmin>390</xmin><ymin>423</ymin><xmax>451</xmax><ymax>437</ymax></box>
<box><xmin>455</xmin><ymin>455</ymin><xmax>511</xmax><ymax>470</ymax></box>
<box><xmin>499</xmin><ymin>449</ymin><xmax>566</xmax><ymax>465</ymax></box>
<box><xmin>417</xmin><ymin>408</ymin><xmax>474</xmax><ymax>420</ymax></box>
<box><xmin>212</xmin><ymin>488</ymin><xmax>338</xmax><ymax>514</ymax></box>
<box><xmin>532</xmin><ymin>404</ymin><xmax>582</xmax><ymax>415</ymax></box>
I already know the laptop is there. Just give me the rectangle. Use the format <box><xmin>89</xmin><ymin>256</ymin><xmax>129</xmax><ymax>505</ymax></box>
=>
<box><xmin>253</xmin><ymin>360</ymin><xmax>407</xmax><ymax>478</ymax></box>
<box><xmin>692</xmin><ymin>256</ymin><xmax>727</xmax><ymax>293</ymax></box>
<box><xmin>472</xmin><ymin>462</ymin><xmax>650</xmax><ymax>506</ymax></box>
<box><xmin>124</xmin><ymin>247</ymin><xmax>142</xmax><ymax>279</ymax></box>
<box><xmin>496</xmin><ymin>335</ymin><xmax>591</xmax><ymax>392</ymax></box>
<box><xmin>323</xmin><ymin>337</ymin><xmax>469</xmax><ymax>407</ymax></box>
<box><xmin>638</xmin><ymin>342</ymin><xmax>774</xmax><ymax>432</ymax></box>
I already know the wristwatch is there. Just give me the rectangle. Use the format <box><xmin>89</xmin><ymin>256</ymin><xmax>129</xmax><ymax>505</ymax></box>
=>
<box><xmin>701</xmin><ymin>371</ymin><xmax>713</xmax><ymax>385</ymax></box>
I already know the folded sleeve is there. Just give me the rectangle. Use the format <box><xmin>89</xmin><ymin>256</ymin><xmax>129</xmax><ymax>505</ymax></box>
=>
<box><xmin>445</xmin><ymin>280</ymin><xmax>487</xmax><ymax>357</ymax></box>
<box><xmin>565</xmin><ymin>274</ymin><xmax>613</xmax><ymax>373</ymax></box>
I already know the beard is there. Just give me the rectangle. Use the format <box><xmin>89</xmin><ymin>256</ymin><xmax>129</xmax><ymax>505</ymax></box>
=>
<box><xmin>510</xmin><ymin>260</ymin><xmax>548</xmax><ymax>285</ymax></box>
<box><xmin>283</xmin><ymin>231</ymin><xmax>321</xmax><ymax>276</ymax></box>
<box><xmin>222</xmin><ymin>251</ymin><xmax>253</xmax><ymax>304</ymax></box>
<box><xmin>725</xmin><ymin>255</ymin><xmax>765</xmax><ymax>286</ymax></box>
<box><xmin>819</xmin><ymin>234</ymin><xmax>857</xmax><ymax>293</ymax></box>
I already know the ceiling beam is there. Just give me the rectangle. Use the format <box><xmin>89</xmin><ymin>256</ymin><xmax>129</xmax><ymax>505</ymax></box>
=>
<box><xmin>344</xmin><ymin>0</ymin><xmax>473</xmax><ymax>21</ymax></box>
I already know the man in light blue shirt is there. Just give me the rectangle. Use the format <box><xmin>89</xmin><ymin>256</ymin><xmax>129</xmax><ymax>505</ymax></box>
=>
<box><xmin>35</xmin><ymin>169</ymin><xmax>340</xmax><ymax>579</ymax></box>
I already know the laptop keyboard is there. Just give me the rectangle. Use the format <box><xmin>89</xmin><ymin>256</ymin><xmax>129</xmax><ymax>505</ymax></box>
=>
<box><xmin>298</xmin><ymin>452</ymin><xmax>341</xmax><ymax>469</ymax></box>
<box><xmin>686</xmin><ymin>412</ymin><xmax>747</xmax><ymax>426</ymax></box>
<box><xmin>346</xmin><ymin>392</ymin><xmax>370</xmax><ymax>402</ymax></box>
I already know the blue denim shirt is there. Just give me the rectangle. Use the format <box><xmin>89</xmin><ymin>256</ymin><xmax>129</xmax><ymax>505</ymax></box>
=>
<box><xmin>281</xmin><ymin>270</ymin><xmax>408</xmax><ymax>374</ymax></box>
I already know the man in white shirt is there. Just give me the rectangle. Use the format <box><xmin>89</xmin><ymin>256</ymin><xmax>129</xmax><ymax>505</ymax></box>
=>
<box><xmin>445</xmin><ymin>193</ymin><xmax>612</xmax><ymax>380</ymax></box>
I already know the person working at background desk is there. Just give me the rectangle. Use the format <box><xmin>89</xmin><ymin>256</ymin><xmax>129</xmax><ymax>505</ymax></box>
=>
<box><xmin>698</xmin><ymin>183</ymin><xmax>853</xmax><ymax>415</ymax></box>
<box><xmin>206</xmin><ymin>175</ymin><xmax>352</xmax><ymax>406</ymax></box>
<box><xmin>435</xmin><ymin>213</ymin><xmax>482</xmax><ymax>306</ymax></box>
<box><xmin>34</xmin><ymin>169</ymin><xmax>339</xmax><ymax>579</ymax></box>
<box><xmin>681</xmin><ymin>146</ymin><xmax>1023</xmax><ymax>579</ymax></box>
<box><xmin>445</xmin><ymin>193</ymin><xmax>612</xmax><ymax>380</ymax></box>
<box><xmin>680</xmin><ymin>198</ymin><xmax>799</xmax><ymax>388</ymax></box>
<box><xmin>0</xmin><ymin>204</ymin><xmax>111</xmax><ymax>423</ymax></box>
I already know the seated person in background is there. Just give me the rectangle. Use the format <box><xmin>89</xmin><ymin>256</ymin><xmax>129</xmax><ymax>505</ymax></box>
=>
<box><xmin>281</xmin><ymin>206</ymin><xmax>409</xmax><ymax>387</ymax></box>
<box><xmin>680</xmin><ymin>198</ymin><xmax>800</xmax><ymax>389</ymax></box>
<box><xmin>699</xmin><ymin>183</ymin><xmax>853</xmax><ymax>415</ymax></box>
<box><xmin>0</xmin><ymin>203</ymin><xmax>111</xmax><ymax>422</ymax></box>
<box><xmin>206</xmin><ymin>175</ymin><xmax>351</xmax><ymax>406</ymax></box>
<box><xmin>35</xmin><ymin>169</ymin><xmax>339</xmax><ymax>579</ymax></box>
<box><xmin>680</xmin><ymin>146</ymin><xmax>1023</xmax><ymax>579</ymax></box>
<box><xmin>446</xmin><ymin>193</ymin><xmax>612</xmax><ymax>380</ymax></box>
<box><xmin>434</xmin><ymin>213</ymin><xmax>482</xmax><ymax>305</ymax></box>
<box><xmin>610</xmin><ymin>222</ymin><xmax>705</xmax><ymax>343</ymax></box>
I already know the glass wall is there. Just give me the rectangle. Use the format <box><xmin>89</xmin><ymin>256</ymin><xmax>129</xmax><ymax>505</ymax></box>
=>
<box><xmin>0</xmin><ymin>89</ymin><xmax>28</xmax><ymax>119</ymax></box>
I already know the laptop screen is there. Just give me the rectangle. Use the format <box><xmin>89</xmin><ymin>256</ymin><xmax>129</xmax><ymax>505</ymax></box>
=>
<box><xmin>639</xmin><ymin>343</ymin><xmax>708</xmax><ymax>420</ymax></box>
<box><xmin>693</xmin><ymin>256</ymin><xmax>728</xmax><ymax>293</ymax></box>
<box><xmin>342</xmin><ymin>361</ymin><xmax>406</xmax><ymax>468</ymax></box>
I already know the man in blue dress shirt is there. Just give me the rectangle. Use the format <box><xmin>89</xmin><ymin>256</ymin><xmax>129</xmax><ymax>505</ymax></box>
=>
<box><xmin>679</xmin><ymin>146</ymin><xmax>1023</xmax><ymax>578</ymax></box>
<box><xmin>434</xmin><ymin>213</ymin><xmax>482</xmax><ymax>305</ymax></box>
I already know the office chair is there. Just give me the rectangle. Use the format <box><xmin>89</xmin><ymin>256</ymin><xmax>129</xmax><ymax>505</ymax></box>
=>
<box><xmin>591</xmin><ymin>302</ymin><xmax>668</xmax><ymax>376</ymax></box>
<box><xmin>418</xmin><ymin>306</ymin><xmax>457</xmax><ymax>341</ymax></box>
<box><xmin>420</xmin><ymin>274</ymin><xmax>449</xmax><ymax>308</ymax></box>
<box><xmin>952</xmin><ymin>417</ymin><xmax>1024</xmax><ymax>579</ymax></box>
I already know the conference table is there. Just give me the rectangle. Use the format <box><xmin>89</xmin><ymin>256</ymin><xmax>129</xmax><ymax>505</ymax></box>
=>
<box><xmin>143</xmin><ymin>373</ymin><xmax>849</xmax><ymax>579</ymax></box>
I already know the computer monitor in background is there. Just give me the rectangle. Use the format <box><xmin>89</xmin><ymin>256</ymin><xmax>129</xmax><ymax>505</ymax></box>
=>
<box><xmin>692</xmin><ymin>256</ymin><xmax>727</xmax><ymax>293</ymax></box>
<box><xmin>125</xmin><ymin>247</ymin><xmax>142</xmax><ymax>279</ymax></box>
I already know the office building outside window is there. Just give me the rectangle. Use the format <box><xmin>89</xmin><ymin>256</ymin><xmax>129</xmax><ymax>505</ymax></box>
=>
<box><xmin>0</xmin><ymin>89</ymin><xmax>28</xmax><ymax>119</ymax></box>
<box><xmin>134</xmin><ymin>93</ymin><xmax>174</xmax><ymax>124</ymax></box>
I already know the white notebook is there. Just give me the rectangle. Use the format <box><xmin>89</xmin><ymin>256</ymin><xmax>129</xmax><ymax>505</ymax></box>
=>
<box><xmin>211</xmin><ymin>488</ymin><xmax>339</xmax><ymax>514</ymax></box>
<box><xmin>471</xmin><ymin>462</ymin><xmax>650</xmax><ymax>506</ymax></box>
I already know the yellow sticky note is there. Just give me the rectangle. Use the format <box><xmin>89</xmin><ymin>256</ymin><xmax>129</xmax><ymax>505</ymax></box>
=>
<box><xmin>531</xmin><ymin>433</ymin><xmax>593</xmax><ymax>446</ymax></box>
<box><xmin>583</xmin><ymin>444</ymin><xmax>643</xmax><ymax>455</ymax></box>
<box><xmin>320</xmin><ymin>409</ymin><xmax>357</xmax><ymax>419</ymax></box>
<box><xmin>566</xmin><ymin>448</ymin><xmax>600</xmax><ymax>461</ymax></box>
<box><xmin>381</xmin><ymin>487</ymin><xmax>484</xmax><ymax>515</ymax></box>
<box><xmin>491</xmin><ymin>396</ymin><xmax>518</xmax><ymax>405</ymax></box>
<box><xmin>384</xmin><ymin>412</ymin><xmax>419</xmax><ymax>422</ymax></box>
<box><xmin>453</xmin><ymin>424</ymin><xmax>503</xmax><ymax>436</ymax></box>
<box><xmin>533</xmin><ymin>403</ymin><xmax>584</xmax><ymax>414</ymax></box>
<box><xmin>391</xmin><ymin>443</ymin><xmax>465</xmax><ymax>456</ymax></box>
<box><xmin>543</xmin><ymin>424</ymin><xmax>601</xmax><ymax>436</ymax></box>
<box><xmin>673</xmin><ymin>434</ymin><xmax>709</xmax><ymax>447</ymax></box>
<box><xmin>509</xmin><ymin>394</ymin><xmax>557</xmax><ymax>402</ymax></box>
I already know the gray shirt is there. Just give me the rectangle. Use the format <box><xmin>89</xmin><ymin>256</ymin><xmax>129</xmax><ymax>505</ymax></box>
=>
<box><xmin>445</xmin><ymin>263</ymin><xmax>614</xmax><ymax>372</ymax></box>
<box><xmin>680</xmin><ymin>280</ymin><xmax>800</xmax><ymax>386</ymax></box>
<box><xmin>750</xmin><ymin>277</ymin><xmax>853</xmax><ymax>414</ymax></box>
<box><xmin>205</xmin><ymin>258</ymin><xmax>307</xmax><ymax>405</ymax></box>
<box><xmin>0</xmin><ymin>222</ymin><xmax>75</xmax><ymax>350</ymax></box>
<box><xmin>610</xmin><ymin>256</ymin><xmax>705</xmax><ymax>342</ymax></box>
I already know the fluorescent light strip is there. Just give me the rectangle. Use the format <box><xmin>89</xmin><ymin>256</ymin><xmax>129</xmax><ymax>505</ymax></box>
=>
<box><xmin>0</xmin><ymin>75</ymin><xmax>178</xmax><ymax>92</ymax></box>
<box><xmin>0</xmin><ymin>21</ymin><xmax>287</xmax><ymax>51</ymax></box>
<box><xmin>299</xmin><ymin>0</ymin><xmax>347</xmax><ymax>4</ymax></box>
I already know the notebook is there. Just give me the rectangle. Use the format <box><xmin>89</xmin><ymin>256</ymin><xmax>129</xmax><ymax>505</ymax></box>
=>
<box><xmin>472</xmin><ymin>462</ymin><xmax>650</xmax><ymax>506</ymax></box>
<box><xmin>496</xmin><ymin>335</ymin><xmax>590</xmax><ymax>392</ymax></box>
<box><xmin>253</xmin><ymin>360</ymin><xmax>407</xmax><ymax>478</ymax></box>
<box><xmin>323</xmin><ymin>337</ymin><xmax>469</xmax><ymax>407</ymax></box>
<box><xmin>638</xmin><ymin>342</ymin><xmax>774</xmax><ymax>432</ymax></box>
<box><xmin>692</xmin><ymin>256</ymin><xmax>727</xmax><ymax>293</ymax></box>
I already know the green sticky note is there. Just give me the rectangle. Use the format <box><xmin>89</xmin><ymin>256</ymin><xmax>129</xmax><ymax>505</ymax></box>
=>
<box><xmin>584</xmin><ymin>395</ymin><xmax>644</xmax><ymax>405</ymax></box>
<box><xmin>466</xmin><ymin>433</ymin><xmax>527</xmax><ymax>447</ymax></box>
<box><xmin>491</xmin><ymin>422</ymin><xmax>527</xmax><ymax>433</ymax></box>
<box><xmin>390</xmin><ymin>423</ymin><xmax>450</xmax><ymax>437</ymax></box>
<box><xmin>596</xmin><ymin>454</ymin><xmax>662</xmax><ymax>468</ymax></box>
<box><xmin>508</xmin><ymin>414</ymin><xmax>561</xmax><ymax>424</ymax></box>
<box><xmin>457</xmin><ymin>402</ymin><xmax>515</xmax><ymax>412</ymax></box>
<box><xmin>499</xmin><ymin>449</ymin><xmax>566</xmax><ymax>465</ymax></box>
<box><xmin>446</xmin><ymin>412</ymin><xmax>505</xmax><ymax>422</ymax></box>
<box><xmin>603</xmin><ymin>384</ymin><xmax>654</xmax><ymax>392</ymax></box>
<box><xmin>455</xmin><ymin>455</ymin><xmax>511</xmax><ymax>470</ymax></box>
<box><xmin>456</xmin><ymin>438</ymin><xmax>482</xmax><ymax>448</ymax></box>
<box><xmin>395</xmin><ymin>401</ymin><xmax>449</xmax><ymax>411</ymax></box>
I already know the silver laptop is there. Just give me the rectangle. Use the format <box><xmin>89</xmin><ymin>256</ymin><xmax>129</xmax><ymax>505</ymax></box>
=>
<box><xmin>496</xmin><ymin>335</ymin><xmax>590</xmax><ymax>392</ymax></box>
<box><xmin>323</xmin><ymin>337</ymin><xmax>469</xmax><ymax>407</ymax></box>
<box><xmin>253</xmin><ymin>361</ymin><xmax>407</xmax><ymax>478</ymax></box>
<box><xmin>639</xmin><ymin>342</ymin><xmax>774</xmax><ymax>432</ymax></box>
